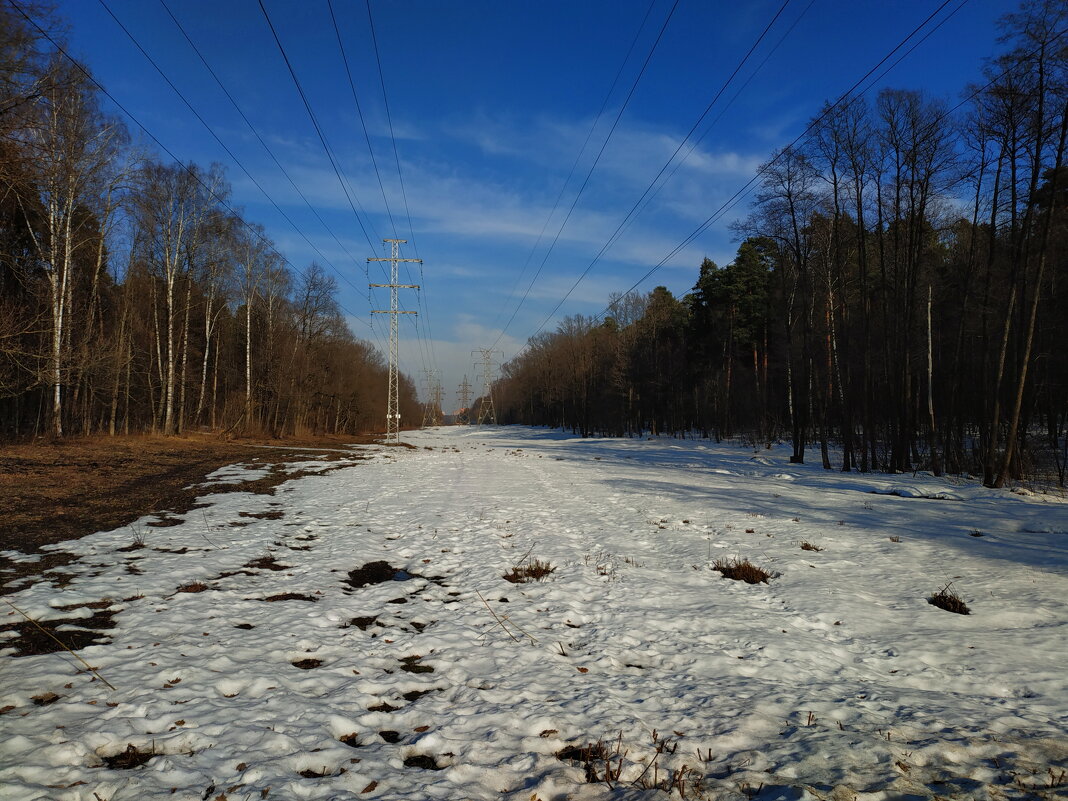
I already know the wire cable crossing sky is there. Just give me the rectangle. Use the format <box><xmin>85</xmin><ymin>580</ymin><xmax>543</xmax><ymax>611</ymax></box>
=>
<box><xmin>49</xmin><ymin>0</ymin><xmax>1022</xmax><ymax>412</ymax></box>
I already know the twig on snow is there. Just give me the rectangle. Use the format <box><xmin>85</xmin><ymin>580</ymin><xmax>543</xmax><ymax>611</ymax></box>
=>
<box><xmin>5</xmin><ymin>601</ymin><xmax>117</xmax><ymax>690</ymax></box>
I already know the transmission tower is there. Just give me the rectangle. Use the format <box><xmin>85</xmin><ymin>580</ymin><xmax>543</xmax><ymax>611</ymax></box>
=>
<box><xmin>456</xmin><ymin>375</ymin><xmax>473</xmax><ymax>425</ymax></box>
<box><xmin>472</xmin><ymin>348</ymin><xmax>502</xmax><ymax>426</ymax></box>
<box><xmin>421</xmin><ymin>369</ymin><xmax>444</xmax><ymax>428</ymax></box>
<box><xmin>369</xmin><ymin>239</ymin><xmax>421</xmax><ymax>443</ymax></box>
<box><xmin>420</xmin><ymin>369</ymin><xmax>436</xmax><ymax>428</ymax></box>
<box><xmin>431</xmin><ymin>379</ymin><xmax>444</xmax><ymax>426</ymax></box>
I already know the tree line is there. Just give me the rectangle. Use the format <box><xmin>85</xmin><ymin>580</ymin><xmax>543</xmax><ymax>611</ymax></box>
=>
<box><xmin>494</xmin><ymin>1</ymin><xmax>1067</xmax><ymax>488</ymax></box>
<box><xmin>0</xmin><ymin>4</ymin><xmax>418</xmax><ymax>440</ymax></box>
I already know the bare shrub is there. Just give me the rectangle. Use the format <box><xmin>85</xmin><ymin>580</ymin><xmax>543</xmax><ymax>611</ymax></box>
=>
<box><xmin>503</xmin><ymin>558</ymin><xmax>555</xmax><ymax>583</ymax></box>
<box><xmin>928</xmin><ymin>584</ymin><xmax>970</xmax><ymax>615</ymax></box>
<box><xmin>713</xmin><ymin>557</ymin><xmax>772</xmax><ymax>584</ymax></box>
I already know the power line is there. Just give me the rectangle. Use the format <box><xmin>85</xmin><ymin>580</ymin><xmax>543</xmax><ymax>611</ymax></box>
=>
<box><xmin>486</xmin><ymin>0</ymin><xmax>660</xmax><ymax>337</ymax></box>
<box><xmin>363</xmin><ymin>0</ymin><xmax>440</xmax><ymax>382</ymax></box>
<box><xmin>327</xmin><ymin>0</ymin><xmax>398</xmax><ymax>240</ymax></box>
<box><xmin>558</xmin><ymin>0</ymin><xmax>808</xmax><ymax>303</ymax></box>
<box><xmin>108</xmin><ymin>1</ymin><xmax>376</xmax><ymax>313</ymax></box>
<box><xmin>107</xmin><ymin>0</ymin><xmax>388</xmax><ymax>352</ymax></box>
<box><xmin>599</xmin><ymin>0</ymin><xmax>978</xmax><ymax>314</ymax></box>
<box><xmin>523</xmin><ymin>0</ymin><xmax>971</xmax><ymax>346</ymax></box>
<box><xmin>605</xmin><ymin>0</ymin><xmax>816</xmax><ymax>256</ymax></box>
<box><xmin>257</xmin><ymin>0</ymin><xmax>379</xmax><ymax>251</ymax></box>
<box><xmin>8</xmin><ymin>0</ymin><xmax>386</xmax><ymax>352</ymax></box>
<box><xmin>515</xmin><ymin>0</ymin><xmax>800</xmax><ymax>345</ymax></box>
<box><xmin>366</xmin><ymin>0</ymin><xmax>418</xmax><ymax>255</ymax></box>
<box><xmin>490</xmin><ymin>0</ymin><xmax>682</xmax><ymax>350</ymax></box>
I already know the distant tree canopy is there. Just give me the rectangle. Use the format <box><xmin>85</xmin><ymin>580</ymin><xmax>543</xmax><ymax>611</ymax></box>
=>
<box><xmin>0</xmin><ymin>4</ymin><xmax>417</xmax><ymax>438</ymax></box>
<box><xmin>496</xmin><ymin>0</ymin><xmax>1068</xmax><ymax>488</ymax></box>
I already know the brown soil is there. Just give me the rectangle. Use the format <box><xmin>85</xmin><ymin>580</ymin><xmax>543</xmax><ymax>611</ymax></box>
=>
<box><xmin>101</xmin><ymin>744</ymin><xmax>159</xmax><ymax>770</ymax></box>
<box><xmin>1</xmin><ymin>607</ymin><xmax>117</xmax><ymax>656</ymax></box>
<box><xmin>0</xmin><ymin>432</ymin><xmax>378</xmax><ymax>593</ymax></box>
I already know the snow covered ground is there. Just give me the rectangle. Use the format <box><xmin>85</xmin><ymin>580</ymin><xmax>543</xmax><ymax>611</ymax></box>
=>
<box><xmin>2</xmin><ymin>426</ymin><xmax>1067</xmax><ymax>801</ymax></box>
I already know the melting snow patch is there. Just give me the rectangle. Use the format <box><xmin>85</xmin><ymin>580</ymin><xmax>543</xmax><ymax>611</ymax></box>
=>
<box><xmin>870</xmin><ymin>485</ymin><xmax>964</xmax><ymax>500</ymax></box>
<box><xmin>1</xmin><ymin>427</ymin><xmax>1066</xmax><ymax>801</ymax></box>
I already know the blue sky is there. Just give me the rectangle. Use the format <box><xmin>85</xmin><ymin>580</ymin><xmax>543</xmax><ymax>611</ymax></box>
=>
<box><xmin>54</xmin><ymin>0</ymin><xmax>1016</xmax><ymax>412</ymax></box>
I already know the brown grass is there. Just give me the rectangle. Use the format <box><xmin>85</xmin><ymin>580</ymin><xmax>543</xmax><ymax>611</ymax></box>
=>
<box><xmin>503</xmin><ymin>558</ymin><xmax>556</xmax><ymax>583</ymax></box>
<box><xmin>928</xmin><ymin>585</ymin><xmax>970</xmax><ymax>615</ymax></box>
<box><xmin>556</xmin><ymin>730</ymin><xmax>704</xmax><ymax>794</ymax></box>
<box><xmin>261</xmin><ymin>592</ymin><xmax>317</xmax><ymax>602</ymax></box>
<box><xmin>713</xmin><ymin>557</ymin><xmax>772</xmax><ymax>584</ymax></box>
<box><xmin>0</xmin><ymin>432</ymin><xmax>373</xmax><ymax>592</ymax></box>
<box><xmin>101</xmin><ymin>743</ymin><xmax>158</xmax><ymax>770</ymax></box>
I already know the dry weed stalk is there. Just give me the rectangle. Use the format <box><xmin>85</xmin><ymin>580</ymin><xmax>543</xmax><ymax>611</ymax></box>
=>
<box><xmin>557</xmin><ymin>730</ymin><xmax>708</xmax><ymax>797</ymax></box>
<box><xmin>4</xmin><ymin>601</ymin><xmax>117</xmax><ymax>690</ymax></box>
<box><xmin>928</xmin><ymin>583</ymin><xmax>970</xmax><ymax>614</ymax></box>
<box><xmin>475</xmin><ymin>590</ymin><xmax>537</xmax><ymax>644</ymax></box>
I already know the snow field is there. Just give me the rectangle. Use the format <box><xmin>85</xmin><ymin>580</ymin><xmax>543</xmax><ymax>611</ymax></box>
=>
<box><xmin>1</xmin><ymin>426</ymin><xmax>1066</xmax><ymax>800</ymax></box>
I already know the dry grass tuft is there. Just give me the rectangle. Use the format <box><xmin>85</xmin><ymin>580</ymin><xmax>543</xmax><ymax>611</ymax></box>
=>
<box><xmin>101</xmin><ymin>743</ymin><xmax>158</xmax><ymax>770</ymax></box>
<box><xmin>176</xmin><ymin>581</ymin><xmax>209</xmax><ymax>593</ymax></box>
<box><xmin>556</xmin><ymin>730</ymin><xmax>704</xmax><ymax>794</ymax></box>
<box><xmin>713</xmin><ymin>557</ymin><xmax>772</xmax><ymax>584</ymax></box>
<box><xmin>928</xmin><ymin>584</ymin><xmax>970</xmax><ymax>615</ymax></box>
<box><xmin>261</xmin><ymin>592</ymin><xmax>317</xmax><ymax>602</ymax></box>
<box><xmin>799</xmin><ymin>541</ymin><xmax>823</xmax><ymax>552</ymax></box>
<box><xmin>503</xmin><ymin>558</ymin><xmax>556</xmax><ymax>584</ymax></box>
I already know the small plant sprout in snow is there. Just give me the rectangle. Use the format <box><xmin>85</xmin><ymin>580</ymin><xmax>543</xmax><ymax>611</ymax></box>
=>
<box><xmin>928</xmin><ymin>584</ymin><xmax>970</xmax><ymax>615</ymax></box>
<box><xmin>713</xmin><ymin>557</ymin><xmax>773</xmax><ymax>584</ymax></box>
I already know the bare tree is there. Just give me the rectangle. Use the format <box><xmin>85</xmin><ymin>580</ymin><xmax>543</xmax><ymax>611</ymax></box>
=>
<box><xmin>9</xmin><ymin>58</ymin><xmax>123</xmax><ymax>436</ymax></box>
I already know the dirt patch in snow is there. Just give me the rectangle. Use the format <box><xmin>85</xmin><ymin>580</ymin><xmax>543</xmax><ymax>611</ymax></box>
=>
<box><xmin>0</xmin><ymin>433</ymin><xmax>375</xmax><ymax>593</ymax></box>
<box><xmin>0</xmin><ymin>607</ymin><xmax>117</xmax><ymax>656</ymax></box>
<box><xmin>344</xmin><ymin>561</ymin><xmax>416</xmax><ymax>589</ymax></box>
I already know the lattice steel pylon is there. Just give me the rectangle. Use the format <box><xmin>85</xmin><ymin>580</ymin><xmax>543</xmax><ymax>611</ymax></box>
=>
<box><xmin>420</xmin><ymin>369</ymin><xmax>436</xmax><ymax>428</ymax></box>
<box><xmin>431</xmin><ymin>379</ymin><xmax>444</xmax><ymax>426</ymax></box>
<box><xmin>472</xmin><ymin>348</ymin><xmax>502</xmax><ymax>426</ymax></box>
<box><xmin>456</xmin><ymin>375</ymin><xmax>473</xmax><ymax>425</ymax></box>
<box><xmin>369</xmin><ymin>239</ymin><xmax>421</xmax><ymax>443</ymax></box>
<box><xmin>421</xmin><ymin>370</ymin><xmax>443</xmax><ymax>428</ymax></box>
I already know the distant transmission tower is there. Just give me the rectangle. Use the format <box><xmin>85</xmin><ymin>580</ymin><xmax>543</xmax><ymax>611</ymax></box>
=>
<box><xmin>431</xmin><ymin>378</ymin><xmax>444</xmax><ymax>426</ymax></box>
<box><xmin>472</xmin><ymin>348</ymin><xmax>502</xmax><ymax>425</ymax></box>
<box><xmin>456</xmin><ymin>375</ymin><xmax>473</xmax><ymax>425</ymax></box>
<box><xmin>421</xmin><ymin>370</ymin><xmax>443</xmax><ymax>428</ymax></box>
<box><xmin>421</xmin><ymin>369</ymin><xmax>437</xmax><ymax>428</ymax></box>
<box><xmin>369</xmin><ymin>239</ymin><xmax>421</xmax><ymax>443</ymax></box>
